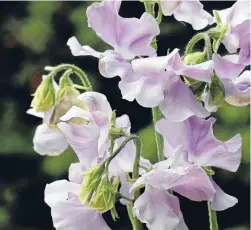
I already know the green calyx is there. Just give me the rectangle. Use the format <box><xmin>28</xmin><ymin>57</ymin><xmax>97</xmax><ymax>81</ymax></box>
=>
<box><xmin>89</xmin><ymin>176</ymin><xmax>116</xmax><ymax>212</ymax></box>
<box><xmin>208</xmin><ymin>74</ymin><xmax>225</xmax><ymax>108</ymax></box>
<box><xmin>79</xmin><ymin>164</ymin><xmax>106</xmax><ymax>205</ymax></box>
<box><xmin>109</xmin><ymin>110</ymin><xmax>126</xmax><ymax>141</ymax></box>
<box><xmin>31</xmin><ymin>75</ymin><xmax>55</xmax><ymax>112</ymax></box>
<box><xmin>204</xmin><ymin>167</ymin><xmax>215</xmax><ymax>176</ymax></box>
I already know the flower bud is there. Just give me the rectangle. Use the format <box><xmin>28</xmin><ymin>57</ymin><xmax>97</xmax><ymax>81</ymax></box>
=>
<box><xmin>208</xmin><ymin>74</ymin><xmax>225</xmax><ymax>107</ymax></box>
<box><xmin>184</xmin><ymin>52</ymin><xmax>206</xmax><ymax>65</ymax></box>
<box><xmin>79</xmin><ymin>164</ymin><xmax>105</xmax><ymax>205</ymax></box>
<box><xmin>49</xmin><ymin>86</ymin><xmax>88</xmax><ymax>127</ymax></box>
<box><xmin>89</xmin><ymin>176</ymin><xmax>116</xmax><ymax>212</ymax></box>
<box><xmin>31</xmin><ymin>75</ymin><xmax>55</xmax><ymax>112</ymax></box>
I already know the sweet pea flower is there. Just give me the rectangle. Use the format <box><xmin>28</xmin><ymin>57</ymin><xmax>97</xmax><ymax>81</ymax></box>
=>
<box><xmin>67</xmin><ymin>0</ymin><xmax>159</xmax><ymax>83</ymax></box>
<box><xmin>156</xmin><ymin>116</ymin><xmax>242</xmax><ymax>211</ymax></box>
<box><xmin>120</xmin><ymin>49</ymin><xmax>213</xmax><ymax>121</ymax></box>
<box><xmin>27</xmin><ymin>75</ymin><xmax>69</xmax><ymax>156</ymax></box>
<box><xmin>45</xmin><ymin>163</ymin><xmax>111</xmax><ymax>230</ymax></box>
<box><xmin>216</xmin><ymin>0</ymin><xmax>250</xmax><ymax>54</ymax></box>
<box><xmin>203</xmin><ymin>54</ymin><xmax>250</xmax><ymax>112</ymax></box>
<box><xmin>131</xmin><ymin>146</ymin><xmax>216</xmax><ymax>230</ymax></box>
<box><xmin>159</xmin><ymin>0</ymin><xmax>213</xmax><ymax>30</ymax></box>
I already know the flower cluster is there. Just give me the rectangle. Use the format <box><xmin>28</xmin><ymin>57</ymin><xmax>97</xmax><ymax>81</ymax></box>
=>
<box><xmin>28</xmin><ymin>0</ymin><xmax>250</xmax><ymax>230</ymax></box>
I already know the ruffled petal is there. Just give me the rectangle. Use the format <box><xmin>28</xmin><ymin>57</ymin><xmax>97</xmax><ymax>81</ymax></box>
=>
<box><xmin>224</xmin><ymin>70</ymin><xmax>251</xmax><ymax>106</ymax></box>
<box><xmin>87</xmin><ymin>0</ymin><xmax>159</xmax><ymax>59</ymax></box>
<box><xmin>67</xmin><ymin>36</ymin><xmax>101</xmax><ymax>58</ymax></box>
<box><xmin>173</xmin><ymin>0</ymin><xmax>213</xmax><ymax>30</ymax></box>
<box><xmin>159</xmin><ymin>77</ymin><xmax>210</xmax><ymax>122</ymax></box>
<box><xmin>212</xmin><ymin>54</ymin><xmax>245</xmax><ymax>80</ymax></box>
<box><xmin>33</xmin><ymin>124</ymin><xmax>68</xmax><ymax>156</ymax></box>
<box><xmin>44</xmin><ymin>180</ymin><xmax>110</xmax><ymax>230</ymax></box>
<box><xmin>78</xmin><ymin>92</ymin><xmax>112</xmax><ymax>119</ymax></box>
<box><xmin>156</xmin><ymin>116</ymin><xmax>242</xmax><ymax>172</ymax></box>
<box><xmin>119</xmin><ymin>174</ymin><xmax>134</xmax><ymax>205</ymax></box>
<box><xmin>133</xmin><ymin>187</ymin><xmax>182</xmax><ymax>230</ymax></box>
<box><xmin>210</xmin><ymin>179</ymin><xmax>238</xmax><ymax>211</ymax></box>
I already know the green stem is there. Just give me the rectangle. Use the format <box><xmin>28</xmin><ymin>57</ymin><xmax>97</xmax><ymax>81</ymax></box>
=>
<box><xmin>207</xmin><ymin>202</ymin><xmax>219</xmax><ymax>230</ymax></box>
<box><xmin>152</xmin><ymin>107</ymin><xmax>165</xmax><ymax>161</ymax></box>
<box><xmin>127</xmin><ymin>204</ymin><xmax>143</xmax><ymax>230</ymax></box>
<box><xmin>46</xmin><ymin>64</ymin><xmax>92</xmax><ymax>91</ymax></box>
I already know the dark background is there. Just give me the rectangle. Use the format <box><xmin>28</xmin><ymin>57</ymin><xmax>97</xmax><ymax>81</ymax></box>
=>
<box><xmin>0</xmin><ymin>1</ymin><xmax>249</xmax><ymax>230</ymax></box>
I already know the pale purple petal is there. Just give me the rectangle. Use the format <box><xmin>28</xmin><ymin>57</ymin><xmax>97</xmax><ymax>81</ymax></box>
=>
<box><xmin>27</xmin><ymin>108</ymin><xmax>44</xmax><ymax>119</ymax></box>
<box><xmin>33</xmin><ymin>124</ymin><xmax>68</xmax><ymax>156</ymax></box>
<box><xmin>156</xmin><ymin>116</ymin><xmax>242</xmax><ymax>172</ymax></box>
<box><xmin>87</xmin><ymin>0</ymin><xmax>159</xmax><ymax>59</ymax></box>
<box><xmin>212</xmin><ymin>54</ymin><xmax>245</xmax><ymax>80</ymax></box>
<box><xmin>44</xmin><ymin>180</ymin><xmax>110</xmax><ymax>230</ymax></box>
<box><xmin>98</xmin><ymin>50</ymin><xmax>132</xmax><ymax>79</ymax></box>
<box><xmin>172</xmin><ymin>53</ymin><xmax>213</xmax><ymax>82</ymax></box>
<box><xmin>132</xmin><ymin>164</ymin><xmax>215</xmax><ymax>202</ymax></box>
<box><xmin>235</xmin><ymin>21</ymin><xmax>251</xmax><ymax>65</ymax></box>
<box><xmin>225</xmin><ymin>70</ymin><xmax>251</xmax><ymax>106</ymax></box>
<box><xmin>67</xmin><ymin>36</ymin><xmax>101</xmax><ymax>58</ymax></box>
<box><xmin>173</xmin><ymin>0</ymin><xmax>213</xmax><ymax>30</ymax></box>
<box><xmin>69</xmin><ymin>163</ymin><xmax>85</xmax><ymax>184</ymax></box>
<box><xmin>133</xmin><ymin>187</ymin><xmax>181</xmax><ymax>230</ymax></box>
<box><xmin>210</xmin><ymin>179</ymin><xmax>238</xmax><ymax>211</ymax></box>
<box><xmin>78</xmin><ymin>92</ymin><xmax>112</xmax><ymax>119</ymax></box>
<box><xmin>119</xmin><ymin>174</ymin><xmax>134</xmax><ymax>205</ymax></box>
<box><xmin>159</xmin><ymin>77</ymin><xmax>210</xmax><ymax>122</ymax></box>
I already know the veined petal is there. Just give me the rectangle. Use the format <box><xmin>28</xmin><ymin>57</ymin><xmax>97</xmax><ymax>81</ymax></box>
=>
<box><xmin>173</xmin><ymin>0</ymin><xmax>213</xmax><ymax>30</ymax></box>
<box><xmin>67</xmin><ymin>36</ymin><xmax>101</xmax><ymax>58</ymax></box>
<box><xmin>159</xmin><ymin>77</ymin><xmax>209</xmax><ymax>122</ymax></box>
<box><xmin>133</xmin><ymin>187</ymin><xmax>182</xmax><ymax>230</ymax></box>
<box><xmin>44</xmin><ymin>180</ymin><xmax>110</xmax><ymax>230</ymax></box>
<box><xmin>78</xmin><ymin>92</ymin><xmax>112</xmax><ymax>119</ymax></box>
<box><xmin>87</xmin><ymin>0</ymin><xmax>159</xmax><ymax>59</ymax></box>
<box><xmin>210</xmin><ymin>179</ymin><xmax>238</xmax><ymax>211</ymax></box>
<box><xmin>156</xmin><ymin>116</ymin><xmax>242</xmax><ymax>172</ymax></box>
<box><xmin>33</xmin><ymin>124</ymin><xmax>68</xmax><ymax>156</ymax></box>
<box><xmin>57</xmin><ymin>121</ymin><xmax>100</xmax><ymax>169</ymax></box>
<box><xmin>212</xmin><ymin>54</ymin><xmax>245</xmax><ymax>80</ymax></box>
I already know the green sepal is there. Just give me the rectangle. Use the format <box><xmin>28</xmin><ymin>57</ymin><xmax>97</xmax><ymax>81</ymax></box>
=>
<box><xmin>203</xmin><ymin>167</ymin><xmax>215</xmax><ymax>176</ymax></box>
<box><xmin>111</xmin><ymin>206</ymin><xmax>119</xmax><ymax>221</ymax></box>
<box><xmin>208</xmin><ymin>74</ymin><xmax>225</xmax><ymax>108</ymax></box>
<box><xmin>79</xmin><ymin>164</ymin><xmax>105</xmax><ymax>205</ymax></box>
<box><xmin>89</xmin><ymin>176</ymin><xmax>116</xmax><ymax>212</ymax></box>
<box><xmin>31</xmin><ymin>75</ymin><xmax>55</xmax><ymax>112</ymax></box>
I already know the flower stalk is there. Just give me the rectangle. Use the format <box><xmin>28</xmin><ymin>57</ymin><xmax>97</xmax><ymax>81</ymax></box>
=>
<box><xmin>208</xmin><ymin>202</ymin><xmax>219</xmax><ymax>230</ymax></box>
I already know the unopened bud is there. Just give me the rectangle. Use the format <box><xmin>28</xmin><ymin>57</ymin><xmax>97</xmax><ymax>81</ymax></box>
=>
<box><xmin>31</xmin><ymin>75</ymin><xmax>55</xmax><ymax>112</ymax></box>
<box><xmin>208</xmin><ymin>74</ymin><xmax>225</xmax><ymax>107</ymax></box>
<box><xmin>89</xmin><ymin>176</ymin><xmax>116</xmax><ymax>212</ymax></box>
<box><xmin>79</xmin><ymin>164</ymin><xmax>105</xmax><ymax>205</ymax></box>
<box><xmin>184</xmin><ymin>52</ymin><xmax>206</xmax><ymax>65</ymax></box>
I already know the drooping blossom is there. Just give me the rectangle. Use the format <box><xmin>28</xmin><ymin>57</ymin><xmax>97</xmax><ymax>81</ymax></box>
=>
<box><xmin>159</xmin><ymin>0</ymin><xmax>213</xmax><ymax>30</ymax></box>
<box><xmin>44</xmin><ymin>164</ymin><xmax>111</xmax><ymax>230</ymax></box>
<box><xmin>27</xmin><ymin>76</ymin><xmax>69</xmax><ymax>156</ymax></box>
<box><xmin>203</xmin><ymin>54</ymin><xmax>250</xmax><ymax>112</ymax></box>
<box><xmin>156</xmin><ymin>115</ymin><xmax>242</xmax><ymax>211</ymax></box>
<box><xmin>120</xmin><ymin>49</ymin><xmax>213</xmax><ymax>121</ymax></box>
<box><xmin>67</xmin><ymin>0</ymin><xmax>159</xmax><ymax>83</ymax></box>
<box><xmin>131</xmin><ymin>146</ymin><xmax>216</xmax><ymax>230</ymax></box>
<box><xmin>215</xmin><ymin>0</ymin><xmax>250</xmax><ymax>54</ymax></box>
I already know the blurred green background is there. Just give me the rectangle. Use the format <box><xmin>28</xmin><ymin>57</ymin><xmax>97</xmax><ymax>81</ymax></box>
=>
<box><xmin>0</xmin><ymin>1</ymin><xmax>249</xmax><ymax>230</ymax></box>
